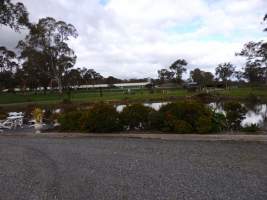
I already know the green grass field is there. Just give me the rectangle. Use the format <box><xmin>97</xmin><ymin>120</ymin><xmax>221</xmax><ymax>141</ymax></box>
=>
<box><xmin>0</xmin><ymin>87</ymin><xmax>266</xmax><ymax>108</ymax></box>
<box><xmin>217</xmin><ymin>87</ymin><xmax>267</xmax><ymax>99</ymax></box>
<box><xmin>0</xmin><ymin>88</ymin><xmax>188</xmax><ymax>107</ymax></box>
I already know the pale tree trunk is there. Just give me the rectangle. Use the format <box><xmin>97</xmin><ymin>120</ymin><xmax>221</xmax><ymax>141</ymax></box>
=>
<box><xmin>225</xmin><ymin>79</ymin><xmax>228</xmax><ymax>90</ymax></box>
<box><xmin>57</xmin><ymin>76</ymin><xmax>63</xmax><ymax>94</ymax></box>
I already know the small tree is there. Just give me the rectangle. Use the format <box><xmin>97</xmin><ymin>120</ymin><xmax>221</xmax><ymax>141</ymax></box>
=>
<box><xmin>215</xmin><ymin>63</ymin><xmax>235</xmax><ymax>89</ymax></box>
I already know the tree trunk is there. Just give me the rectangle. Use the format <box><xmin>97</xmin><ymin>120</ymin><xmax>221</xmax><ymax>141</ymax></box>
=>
<box><xmin>99</xmin><ymin>87</ymin><xmax>103</xmax><ymax>97</ymax></box>
<box><xmin>57</xmin><ymin>77</ymin><xmax>63</xmax><ymax>94</ymax></box>
<box><xmin>43</xmin><ymin>87</ymin><xmax>47</xmax><ymax>95</ymax></box>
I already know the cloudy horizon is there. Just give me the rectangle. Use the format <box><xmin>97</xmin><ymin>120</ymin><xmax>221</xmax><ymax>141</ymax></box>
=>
<box><xmin>1</xmin><ymin>0</ymin><xmax>267</xmax><ymax>79</ymax></box>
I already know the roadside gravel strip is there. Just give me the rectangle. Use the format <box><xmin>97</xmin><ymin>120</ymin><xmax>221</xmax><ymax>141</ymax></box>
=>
<box><xmin>0</xmin><ymin>136</ymin><xmax>266</xmax><ymax>200</ymax></box>
<box><xmin>2</xmin><ymin>131</ymin><xmax>267</xmax><ymax>142</ymax></box>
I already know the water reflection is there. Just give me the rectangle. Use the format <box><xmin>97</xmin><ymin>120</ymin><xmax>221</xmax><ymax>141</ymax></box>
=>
<box><xmin>116</xmin><ymin>102</ymin><xmax>169</xmax><ymax>113</ymax></box>
<box><xmin>209</xmin><ymin>102</ymin><xmax>267</xmax><ymax>127</ymax></box>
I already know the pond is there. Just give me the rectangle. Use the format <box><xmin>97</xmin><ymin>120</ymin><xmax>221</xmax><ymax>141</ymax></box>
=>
<box><xmin>6</xmin><ymin>101</ymin><xmax>267</xmax><ymax>130</ymax></box>
<box><xmin>117</xmin><ymin>102</ymin><xmax>267</xmax><ymax>128</ymax></box>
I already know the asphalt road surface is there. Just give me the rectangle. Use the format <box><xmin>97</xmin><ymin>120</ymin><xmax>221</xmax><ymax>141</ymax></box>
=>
<box><xmin>0</xmin><ymin>136</ymin><xmax>266</xmax><ymax>200</ymax></box>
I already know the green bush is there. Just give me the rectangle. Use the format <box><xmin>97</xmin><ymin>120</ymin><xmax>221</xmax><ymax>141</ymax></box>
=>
<box><xmin>196</xmin><ymin>116</ymin><xmax>213</xmax><ymax>133</ymax></box>
<box><xmin>159</xmin><ymin>101</ymin><xmax>213</xmax><ymax>132</ymax></box>
<box><xmin>224</xmin><ymin>101</ymin><xmax>247</xmax><ymax>130</ymax></box>
<box><xmin>162</xmin><ymin>112</ymin><xmax>179</xmax><ymax>132</ymax></box>
<box><xmin>148</xmin><ymin>110</ymin><xmax>165</xmax><ymax>130</ymax></box>
<box><xmin>57</xmin><ymin>101</ymin><xmax>230</xmax><ymax>134</ymax></box>
<box><xmin>59</xmin><ymin>102</ymin><xmax>77</xmax><ymax>113</ymax></box>
<box><xmin>174</xmin><ymin>120</ymin><xmax>193</xmax><ymax>133</ymax></box>
<box><xmin>81</xmin><ymin>103</ymin><xmax>122</xmax><ymax>133</ymax></box>
<box><xmin>58</xmin><ymin>111</ymin><xmax>83</xmax><ymax>131</ymax></box>
<box><xmin>121</xmin><ymin>104</ymin><xmax>154</xmax><ymax>130</ymax></box>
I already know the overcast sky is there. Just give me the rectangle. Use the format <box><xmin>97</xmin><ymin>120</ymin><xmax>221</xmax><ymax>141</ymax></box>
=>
<box><xmin>1</xmin><ymin>0</ymin><xmax>267</xmax><ymax>79</ymax></box>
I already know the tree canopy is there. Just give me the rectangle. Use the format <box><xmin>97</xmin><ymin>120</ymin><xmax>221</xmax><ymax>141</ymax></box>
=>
<box><xmin>0</xmin><ymin>0</ymin><xmax>29</xmax><ymax>31</ymax></box>
<box><xmin>17</xmin><ymin>17</ymin><xmax>78</xmax><ymax>93</ymax></box>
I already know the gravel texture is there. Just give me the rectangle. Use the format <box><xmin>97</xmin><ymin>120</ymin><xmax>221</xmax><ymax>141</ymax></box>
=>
<box><xmin>0</xmin><ymin>137</ymin><xmax>266</xmax><ymax>200</ymax></box>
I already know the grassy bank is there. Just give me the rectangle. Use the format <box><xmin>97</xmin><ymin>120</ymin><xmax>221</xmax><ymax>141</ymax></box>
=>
<box><xmin>218</xmin><ymin>86</ymin><xmax>267</xmax><ymax>99</ymax></box>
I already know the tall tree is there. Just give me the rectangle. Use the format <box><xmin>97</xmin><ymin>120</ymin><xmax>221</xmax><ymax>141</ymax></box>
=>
<box><xmin>17</xmin><ymin>17</ymin><xmax>78</xmax><ymax>94</ymax></box>
<box><xmin>169</xmin><ymin>59</ymin><xmax>187</xmax><ymax>84</ymax></box>
<box><xmin>215</xmin><ymin>63</ymin><xmax>235</xmax><ymax>89</ymax></box>
<box><xmin>0</xmin><ymin>0</ymin><xmax>29</xmax><ymax>31</ymax></box>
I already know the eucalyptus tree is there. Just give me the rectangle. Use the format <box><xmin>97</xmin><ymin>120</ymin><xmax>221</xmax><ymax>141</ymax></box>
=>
<box><xmin>17</xmin><ymin>17</ymin><xmax>78</xmax><ymax>94</ymax></box>
<box><xmin>0</xmin><ymin>0</ymin><xmax>29</xmax><ymax>31</ymax></box>
<box><xmin>169</xmin><ymin>59</ymin><xmax>187</xmax><ymax>84</ymax></box>
<box><xmin>215</xmin><ymin>63</ymin><xmax>235</xmax><ymax>89</ymax></box>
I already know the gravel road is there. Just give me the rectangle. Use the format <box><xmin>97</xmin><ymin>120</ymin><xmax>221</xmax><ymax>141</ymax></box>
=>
<box><xmin>0</xmin><ymin>136</ymin><xmax>266</xmax><ymax>200</ymax></box>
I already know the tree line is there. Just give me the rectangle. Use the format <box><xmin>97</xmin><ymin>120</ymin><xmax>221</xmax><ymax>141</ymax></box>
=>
<box><xmin>158</xmin><ymin>14</ymin><xmax>267</xmax><ymax>88</ymax></box>
<box><xmin>0</xmin><ymin>0</ymin><xmax>267</xmax><ymax>94</ymax></box>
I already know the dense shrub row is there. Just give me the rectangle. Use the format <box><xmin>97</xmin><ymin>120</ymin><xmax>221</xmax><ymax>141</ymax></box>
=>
<box><xmin>58</xmin><ymin>101</ymin><xmax>233</xmax><ymax>134</ymax></box>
